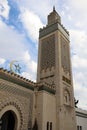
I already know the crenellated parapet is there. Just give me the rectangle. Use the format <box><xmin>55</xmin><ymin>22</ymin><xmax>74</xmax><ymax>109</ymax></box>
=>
<box><xmin>0</xmin><ymin>68</ymin><xmax>35</xmax><ymax>90</ymax></box>
<box><xmin>0</xmin><ymin>68</ymin><xmax>56</xmax><ymax>95</ymax></box>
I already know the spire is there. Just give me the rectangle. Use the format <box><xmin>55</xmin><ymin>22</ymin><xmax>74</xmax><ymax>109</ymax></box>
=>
<box><xmin>53</xmin><ymin>6</ymin><xmax>55</xmax><ymax>11</ymax></box>
<box><xmin>47</xmin><ymin>6</ymin><xmax>61</xmax><ymax>25</ymax></box>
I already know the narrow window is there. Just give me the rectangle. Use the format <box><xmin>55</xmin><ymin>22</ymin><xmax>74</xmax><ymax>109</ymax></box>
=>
<box><xmin>77</xmin><ymin>126</ymin><xmax>79</xmax><ymax>130</ymax></box>
<box><xmin>47</xmin><ymin>122</ymin><xmax>49</xmax><ymax>130</ymax></box>
<box><xmin>50</xmin><ymin>122</ymin><xmax>52</xmax><ymax>130</ymax></box>
<box><xmin>80</xmin><ymin>126</ymin><xmax>82</xmax><ymax>130</ymax></box>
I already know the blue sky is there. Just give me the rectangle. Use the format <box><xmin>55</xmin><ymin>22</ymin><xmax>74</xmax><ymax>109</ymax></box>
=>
<box><xmin>0</xmin><ymin>0</ymin><xmax>87</xmax><ymax>109</ymax></box>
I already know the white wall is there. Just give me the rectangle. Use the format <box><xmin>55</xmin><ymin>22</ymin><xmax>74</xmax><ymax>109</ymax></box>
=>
<box><xmin>37</xmin><ymin>90</ymin><xmax>56</xmax><ymax>130</ymax></box>
<box><xmin>76</xmin><ymin>108</ymin><xmax>87</xmax><ymax>130</ymax></box>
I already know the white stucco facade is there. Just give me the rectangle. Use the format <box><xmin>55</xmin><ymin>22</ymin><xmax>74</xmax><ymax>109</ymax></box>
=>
<box><xmin>76</xmin><ymin>108</ymin><xmax>87</xmax><ymax>130</ymax></box>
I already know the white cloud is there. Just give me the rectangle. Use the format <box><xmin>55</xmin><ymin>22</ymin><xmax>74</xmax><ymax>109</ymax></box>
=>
<box><xmin>21</xmin><ymin>71</ymin><xmax>36</xmax><ymax>82</ymax></box>
<box><xmin>16</xmin><ymin>0</ymin><xmax>58</xmax><ymax>21</ymax></box>
<box><xmin>21</xmin><ymin>72</ymin><xmax>35</xmax><ymax>81</ymax></box>
<box><xmin>67</xmin><ymin>0</ymin><xmax>87</xmax><ymax>10</ymax></box>
<box><xmin>24</xmin><ymin>50</ymin><xmax>31</xmax><ymax>61</ymax></box>
<box><xmin>16</xmin><ymin>51</ymin><xmax>37</xmax><ymax>81</ymax></box>
<box><xmin>75</xmin><ymin>22</ymin><xmax>82</xmax><ymax>28</ymax></box>
<box><xmin>0</xmin><ymin>58</ymin><xmax>6</xmax><ymax>65</ymax></box>
<box><xmin>31</xmin><ymin>61</ymin><xmax>37</xmax><ymax>73</ymax></box>
<box><xmin>69</xmin><ymin>29</ymin><xmax>87</xmax><ymax>109</ymax></box>
<box><xmin>0</xmin><ymin>20</ymin><xmax>27</xmax><ymax>60</ymax></box>
<box><xmin>72</xmin><ymin>55</ymin><xmax>87</xmax><ymax>69</ymax></box>
<box><xmin>23</xmin><ymin>51</ymin><xmax>37</xmax><ymax>74</ymax></box>
<box><xmin>19</xmin><ymin>8</ymin><xmax>44</xmax><ymax>41</ymax></box>
<box><xmin>0</xmin><ymin>19</ymin><xmax>37</xmax><ymax>81</ymax></box>
<box><xmin>63</xmin><ymin>0</ymin><xmax>87</xmax><ymax>30</ymax></box>
<box><xmin>70</xmin><ymin>30</ymin><xmax>87</xmax><ymax>58</ymax></box>
<box><xmin>68</xmin><ymin>15</ymin><xmax>72</xmax><ymax>21</ymax></box>
<box><xmin>0</xmin><ymin>0</ymin><xmax>10</xmax><ymax>19</ymax></box>
<box><xmin>73</xmin><ymin>73</ymin><xmax>87</xmax><ymax>109</ymax></box>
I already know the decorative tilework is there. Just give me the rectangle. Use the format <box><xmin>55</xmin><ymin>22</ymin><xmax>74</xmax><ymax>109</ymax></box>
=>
<box><xmin>41</xmin><ymin>34</ymin><xmax>55</xmax><ymax>70</ymax></box>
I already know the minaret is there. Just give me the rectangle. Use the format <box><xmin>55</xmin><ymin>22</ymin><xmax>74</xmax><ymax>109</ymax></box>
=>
<box><xmin>37</xmin><ymin>7</ymin><xmax>77</xmax><ymax>130</ymax></box>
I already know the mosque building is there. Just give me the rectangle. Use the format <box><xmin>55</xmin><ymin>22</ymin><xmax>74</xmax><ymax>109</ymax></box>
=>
<box><xmin>0</xmin><ymin>7</ymin><xmax>87</xmax><ymax>130</ymax></box>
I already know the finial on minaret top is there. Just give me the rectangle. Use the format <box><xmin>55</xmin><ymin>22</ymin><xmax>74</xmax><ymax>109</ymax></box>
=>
<box><xmin>47</xmin><ymin>6</ymin><xmax>61</xmax><ymax>25</ymax></box>
<box><xmin>53</xmin><ymin>6</ymin><xmax>55</xmax><ymax>11</ymax></box>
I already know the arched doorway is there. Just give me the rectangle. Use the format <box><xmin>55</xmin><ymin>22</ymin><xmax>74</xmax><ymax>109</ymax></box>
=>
<box><xmin>1</xmin><ymin>110</ymin><xmax>16</xmax><ymax>130</ymax></box>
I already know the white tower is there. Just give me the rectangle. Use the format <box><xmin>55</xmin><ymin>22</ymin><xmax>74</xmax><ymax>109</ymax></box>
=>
<box><xmin>37</xmin><ymin>7</ymin><xmax>77</xmax><ymax>130</ymax></box>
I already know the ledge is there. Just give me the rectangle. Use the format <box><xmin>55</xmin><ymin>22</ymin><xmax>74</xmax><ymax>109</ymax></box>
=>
<box><xmin>0</xmin><ymin>68</ymin><xmax>35</xmax><ymax>91</ymax></box>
